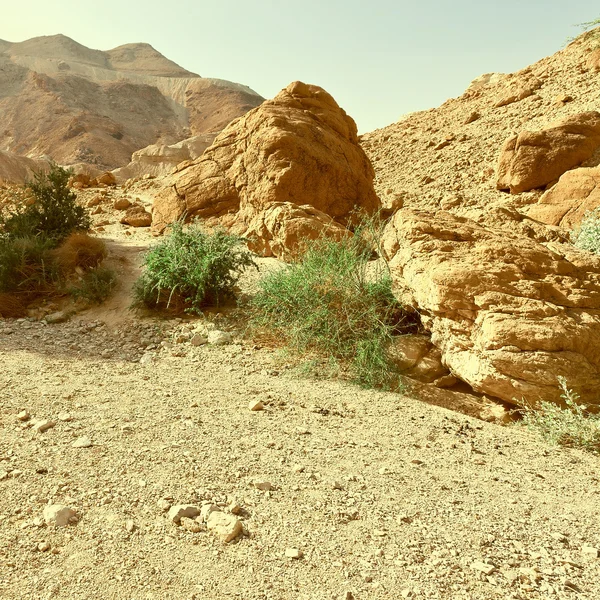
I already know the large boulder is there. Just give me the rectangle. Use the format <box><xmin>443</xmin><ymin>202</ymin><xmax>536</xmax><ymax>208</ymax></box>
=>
<box><xmin>527</xmin><ymin>166</ymin><xmax>600</xmax><ymax>229</ymax></box>
<box><xmin>381</xmin><ymin>209</ymin><xmax>600</xmax><ymax>406</ymax></box>
<box><xmin>496</xmin><ymin>111</ymin><xmax>600</xmax><ymax>194</ymax></box>
<box><xmin>152</xmin><ymin>81</ymin><xmax>380</xmax><ymax>246</ymax></box>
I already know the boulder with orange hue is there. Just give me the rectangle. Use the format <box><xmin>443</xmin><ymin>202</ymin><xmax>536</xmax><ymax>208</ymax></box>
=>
<box><xmin>496</xmin><ymin>111</ymin><xmax>600</xmax><ymax>194</ymax></box>
<box><xmin>381</xmin><ymin>209</ymin><xmax>600</xmax><ymax>407</ymax></box>
<box><xmin>152</xmin><ymin>81</ymin><xmax>381</xmax><ymax>251</ymax></box>
<box><xmin>121</xmin><ymin>205</ymin><xmax>152</xmax><ymax>227</ymax></box>
<box><xmin>527</xmin><ymin>166</ymin><xmax>600</xmax><ymax>229</ymax></box>
<box><xmin>244</xmin><ymin>202</ymin><xmax>351</xmax><ymax>260</ymax></box>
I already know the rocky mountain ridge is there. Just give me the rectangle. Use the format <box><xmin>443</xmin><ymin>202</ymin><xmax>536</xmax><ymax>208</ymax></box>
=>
<box><xmin>0</xmin><ymin>35</ymin><xmax>264</xmax><ymax>171</ymax></box>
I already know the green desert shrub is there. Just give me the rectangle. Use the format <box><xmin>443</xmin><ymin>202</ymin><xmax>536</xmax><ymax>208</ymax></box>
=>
<box><xmin>133</xmin><ymin>222</ymin><xmax>256</xmax><ymax>313</ymax></box>
<box><xmin>0</xmin><ymin>234</ymin><xmax>57</xmax><ymax>295</ymax></box>
<box><xmin>69</xmin><ymin>267</ymin><xmax>117</xmax><ymax>304</ymax></box>
<box><xmin>0</xmin><ymin>163</ymin><xmax>90</xmax><ymax>244</ymax></box>
<box><xmin>519</xmin><ymin>377</ymin><xmax>600</xmax><ymax>453</ymax></box>
<box><xmin>249</xmin><ymin>229</ymin><xmax>419</xmax><ymax>388</ymax></box>
<box><xmin>571</xmin><ymin>208</ymin><xmax>600</xmax><ymax>255</ymax></box>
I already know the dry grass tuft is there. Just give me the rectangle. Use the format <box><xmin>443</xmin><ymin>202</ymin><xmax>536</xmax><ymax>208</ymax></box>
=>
<box><xmin>52</xmin><ymin>233</ymin><xmax>107</xmax><ymax>273</ymax></box>
<box><xmin>0</xmin><ymin>293</ymin><xmax>26</xmax><ymax>318</ymax></box>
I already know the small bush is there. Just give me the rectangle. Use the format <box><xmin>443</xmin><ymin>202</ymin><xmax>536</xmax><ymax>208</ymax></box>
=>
<box><xmin>572</xmin><ymin>208</ymin><xmax>600</xmax><ymax>254</ymax></box>
<box><xmin>0</xmin><ymin>234</ymin><xmax>57</xmax><ymax>295</ymax></box>
<box><xmin>52</xmin><ymin>233</ymin><xmax>107</xmax><ymax>273</ymax></box>
<box><xmin>69</xmin><ymin>267</ymin><xmax>117</xmax><ymax>304</ymax></box>
<box><xmin>249</xmin><ymin>229</ymin><xmax>419</xmax><ymax>388</ymax></box>
<box><xmin>519</xmin><ymin>377</ymin><xmax>600</xmax><ymax>453</ymax></box>
<box><xmin>0</xmin><ymin>163</ymin><xmax>90</xmax><ymax>244</ymax></box>
<box><xmin>133</xmin><ymin>222</ymin><xmax>256</xmax><ymax>313</ymax></box>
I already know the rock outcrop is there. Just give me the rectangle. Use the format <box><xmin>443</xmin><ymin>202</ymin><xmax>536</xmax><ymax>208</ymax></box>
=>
<box><xmin>527</xmin><ymin>166</ymin><xmax>600</xmax><ymax>229</ymax></box>
<box><xmin>112</xmin><ymin>135</ymin><xmax>215</xmax><ymax>181</ymax></box>
<box><xmin>152</xmin><ymin>81</ymin><xmax>380</xmax><ymax>258</ymax></box>
<box><xmin>244</xmin><ymin>203</ymin><xmax>350</xmax><ymax>260</ymax></box>
<box><xmin>0</xmin><ymin>150</ymin><xmax>48</xmax><ymax>184</ymax></box>
<box><xmin>382</xmin><ymin>209</ymin><xmax>600</xmax><ymax>406</ymax></box>
<box><xmin>496</xmin><ymin>112</ymin><xmax>600</xmax><ymax>194</ymax></box>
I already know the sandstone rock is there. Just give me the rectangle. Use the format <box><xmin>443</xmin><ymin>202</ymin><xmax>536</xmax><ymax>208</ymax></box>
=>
<box><xmin>95</xmin><ymin>172</ymin><xmax>117</xmax><ymax>186</ymax></box>
<box><xmin>494</xmin><ymin>79</ymin><xmax>541</xmax><ymax>108</ymax></box>
<box><xmin>120</xmin><ymin>205</ymin><xmax>152</xmax><ymax>227</ymax></box>
<box><xmin>586</xmin><ymin>48</ymin><xmax>600</xmax><ymax>72</ymax></box>
<box><xmin>496</xmin><ymin>112</ymin><xmax>600</xmax><ymax>194</ymax></box>
<box><xmin>152</xmin><ymin>81</ymin><xmax>380</xmax><ymax>239</ymax></box>
<box><xmin>244</xmin><ymin>202</ymin><xmax>351</xmax><ymax>260</ymax></box>
<box><xmin>43</xmin><ymin>505</ymin><xmax>77</xmax><ymax>527</ymax></box>
<box><xmin>199</xmin><ymin>503</ymin><xmax>219</xmax><ymax>523</ymax></box>
<box><xmin>112</xmin><ymin>135</ymin><xmax>216</xmax><ymax>182</ymax></box>
<box><xmin>167</xmin><ymin>504</ymin><xmax>200</xmax><ymax>524</ymax></box>
<box><xmin>527</xmin><ymin>166</ymin><xmax>600</xmax><ymax>229</ymax></box>
<box><xmin>388</xmin><ymin>335</ymin><xmax>450</xmax><ymax>384</ymax></box>
<box><xmin>33</xmin><ymin>419</ymin><xmax>55</xmax><ymax>433</ymax></box>
<box><xmin>113</xmin><ymin>198</ymin><xmax>132</xmax><ymax>210</ymax></box>
<box><xmin>207</xmin><ymin>330</ymin><xmax>233</xmax><ymax>345</ymax></box>
<box><xmin>381</xmin><ymin>209</ymin><xmax>600</xmax><ymax>406</ymax></box>
<box><xmin>285</xmin><ymin>548</ymin><xmax>303</xmax><ymax>559</ymax></box>
<box><xmin>206</xmin><ymin>511</ymin><xmax>242</xmax><ymax>543</ymax></box>
<box><xmin>248</xmin><ymin>400</ymin><xmax>264</xmax><ymax>412</ymax></box>
<box><xmin>71</xmin><ymin>436</ymin><xmax>92</xmax><ymax>448</ymax></box>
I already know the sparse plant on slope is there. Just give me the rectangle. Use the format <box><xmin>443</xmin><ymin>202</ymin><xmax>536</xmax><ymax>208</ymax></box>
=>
<box><xmin>69</xmin><ymin>267</ymin><xmax>117</xmax><ymax>304</ymax></box>
<box><xmin>0</xmin><ymin>163</ymin><xmax>90</xmax><ymax>244</ymax></box>
<box><xmin>249</xmin><ymin>220</ymin><xmax>420</xmax><ymax>389</ymax></box>
<box><xmin>519</xmin><ymin>377</ymin><xmax>600</xmax><ymax>453</ymax></box>
<box><xmin>571</xmin><ymin>208</ymin><xmax>600</xmax><ymax>255</ymax></box>
<box><xmin>568</xmin><ymin>17</ymin><xmax>600</xmax><ymax>46</ymax></box>
<box><xmin>133</xmin><ymin>222</ymin><xmax>256</xmax><ymax>314</ymax></box>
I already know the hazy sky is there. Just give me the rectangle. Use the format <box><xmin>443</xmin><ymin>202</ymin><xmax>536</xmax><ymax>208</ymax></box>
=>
<box><xmin>3</xmin><ymin>1</ymin><xmax>599</xmax><ymax>132</ymax></box>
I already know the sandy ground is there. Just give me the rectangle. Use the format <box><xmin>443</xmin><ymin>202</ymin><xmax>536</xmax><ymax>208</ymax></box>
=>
<box><xmin>1</xmin><ymin>181</ymin><xmax>600</xmax><ymax>599</ymax></box>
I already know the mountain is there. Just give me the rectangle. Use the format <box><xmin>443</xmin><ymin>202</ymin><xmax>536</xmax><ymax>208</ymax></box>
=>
<box><xmin>0</xmin><ymin>35</ymin><xmax>264</xmax><ymax>170</ymax></box>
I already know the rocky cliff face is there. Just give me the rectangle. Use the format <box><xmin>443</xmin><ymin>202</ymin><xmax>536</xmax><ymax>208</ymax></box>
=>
<box><xmin>0</xmin><ymin>35</ymin><xmax>264</xmax><ymax>171</ymax></box>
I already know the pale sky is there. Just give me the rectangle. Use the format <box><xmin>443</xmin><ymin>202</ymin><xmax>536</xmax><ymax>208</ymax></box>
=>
<box><xmin>3</xmin><ymin>1</ymin><xmax>599</xmax><ymax>132</ymax></box>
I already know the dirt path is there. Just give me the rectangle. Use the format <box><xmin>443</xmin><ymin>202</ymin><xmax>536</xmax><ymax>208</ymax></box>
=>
<box><xmin>1</xmin><ymin>315</ymin><xmax>599</xmax><ymax>600</ymax></box>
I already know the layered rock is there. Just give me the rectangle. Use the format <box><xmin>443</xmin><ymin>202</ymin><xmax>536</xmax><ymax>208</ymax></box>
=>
<box><xmin>152</xmin><ymin>81</ymin><xmax>380</xmax><ymax>258</ymax></box>
<box><xmin>527</xmin><ymin>166</ymin><xmax>600</xmax><ymax>229</ymax></box>
<box><xmin>496</xmin><ymin>111</ymin><xmax>600</xmax><ymax>194</ymax></box>
<box><xmin>112</xmin><ymin>134</ymin><xmax>215</xmax><ymax>181</ymax></box>
<box><xmin>382</xmin><ymin>209</ymin><xmax>600</xmax><ymax>406</ymax></box>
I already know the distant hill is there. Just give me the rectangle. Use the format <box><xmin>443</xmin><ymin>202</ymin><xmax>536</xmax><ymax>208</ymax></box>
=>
<box><xmin>0</xmin><ymin>35</ymin><xmax>264</xmax><ymax>170</ymax></box>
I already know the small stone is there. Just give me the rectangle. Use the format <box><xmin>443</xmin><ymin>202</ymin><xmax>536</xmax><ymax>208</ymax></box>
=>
<box><xmin>58</xmin><ymin>413</ymin><xmax>73</xmax><ymax>422</ymax></box>
<box><xmin>37</xmin><ymin>542</ymin><xmax>51</xmax><ymax>552</ymax></box>
<box><xmin>582</xmin><ymin>545</ymin><xmax>599</xmax><ymax>558</ymax></box>
<box><xmin>43</xmin><ymin>505</ymin><xmax>77</xmax><ymax>527</ymax></box>
<box><xmin>285</xmin><ymin>548</ymin><xmax>303</xmax><ymax>559</ymax></box>
<box><xmin>332</xmin><ymin>480</ymin><xmax>344</xmax><ymax>490</ymax></box>
<box><xmin>207</xmin><ymin>330</ymin><xmax>233</xmax><ymax>345</ymax></box>
<box><xmin>472</xmin><ymin>561</ymin><xmax>496</xmax><ymax>575</ymax></box>
<box><xmin>157</xmin><ymin>499</ymin><xmax>172</xmax><ymax>513</ymax></box>
<box><xmin>292</xmin><ymin>465</ymin><xmax>305</xmax><ymax>474</ymax></box>
<box><xmin>228</xmin><ymin>501</ymin><xmax>242</xmax><ymax>515</ymax></box>
<box><xmin>343</xmin><ymin>593</ymin><xmax>356</xmax><ymax>600</ymax></box>
<box><xmin>167</xmin><ymin>504</ymin><xmax>200</xmax><ymax>524</ymax></box>
<box><xmin>46</xmin><ymin>311</ymin><xmax>68</xmax><ymax>324</ymax></box>
<box><xmin>0</xmin><ymin>471</ymin><xmax>8</xmax><ymax>481</ymax></box>
<box><xmin>248</xmin><ymin>400</ymin><xmax>264</xmax><ymax>412</ymax></box>
<box><xmin>206</xmin><ymin>511</ymin><xmax>243</xmax><ymax>543</ymax></box>
<box><xmin>17</xmin><ymin>410</ymin><xmax>30</xmax><ymax>422</ymax></box>
<box><xmin>71</xmin><ymin>436</ymin><xmax>92</xmax><ymax>448</ymax></box>
<box><xmin>190</xmin><ymin>334</ymin><xmax>208</xmax><ymax>346</ymax></box>
<box><xmin>199</xmin><ymin>503</ymin><xmax>219</xmax><ymax>523</ymax></box>
<box><xmin>253</xmin><ymin>480</ymin><xmax>273</xmax><ymax>491</ymax></box>
<box><xmin>33</xmin><ymin>517</ymin><xmax>45</xmax><ymax>527</ymax></box>
<box><xmin>180</xmin><ymin>517</ymin><xmax>202</xmax><ymax>533</ymax></box>
<box><xmin>34</xmin><ymin>420</ymin><xmax>55</xmax><ymax>433</ymax></box>
<box><xmin>125</xmin><ymin>520</ymin><xmax>136</xmax><ymax>533</ymax></box>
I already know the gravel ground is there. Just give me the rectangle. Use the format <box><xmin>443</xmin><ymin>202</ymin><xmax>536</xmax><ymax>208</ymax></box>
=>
<box><xmin>1</xmin><ymin>316</ymin><xmax>599</xmax><ymax>600</ymax></box>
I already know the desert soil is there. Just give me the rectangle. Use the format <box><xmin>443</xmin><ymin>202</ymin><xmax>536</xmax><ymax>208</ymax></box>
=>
<box><xmin>1</xmin><ymin>184</ymin><xmax>600</xmax><ymax>600</ymax></box>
